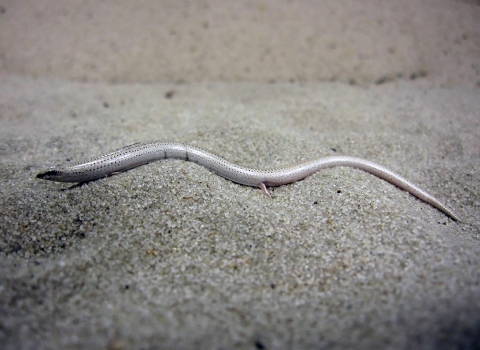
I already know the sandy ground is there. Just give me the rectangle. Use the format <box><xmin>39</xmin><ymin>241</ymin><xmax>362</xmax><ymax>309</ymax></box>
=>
<box><xmin>1</xmin><ymin>1</ymin><xmax>480</xmax><ymax>349</ymax></box>
<box><xmin>1</xmin><ymin>0</ymin><xmax>480</xmax><ymax>86</ymax></box>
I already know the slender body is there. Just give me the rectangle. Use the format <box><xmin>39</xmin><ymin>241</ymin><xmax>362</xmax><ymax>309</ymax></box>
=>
<box><xmin>37</xmin><ymin>141</ymin><xmax>459</xmax><ymax>220</ymax></box>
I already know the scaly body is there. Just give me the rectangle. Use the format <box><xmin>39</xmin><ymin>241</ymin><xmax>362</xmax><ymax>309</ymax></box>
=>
<box><xmin>37</xmin><ymin>141</ymin><xmax>459</xmax><ymax>220</ymax></box>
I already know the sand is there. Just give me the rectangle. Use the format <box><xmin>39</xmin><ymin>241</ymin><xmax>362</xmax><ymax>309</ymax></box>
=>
<box><xmin>0</xmin><ymin>1</ymin><xmax>479</xmax><ymax>349</ymax></box>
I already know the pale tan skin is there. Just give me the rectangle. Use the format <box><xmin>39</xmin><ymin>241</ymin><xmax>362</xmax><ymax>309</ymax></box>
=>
<box><xmin>37</xmin><ymin>141</ymin><xmax>459</xmax><ymax>221</ymax></box>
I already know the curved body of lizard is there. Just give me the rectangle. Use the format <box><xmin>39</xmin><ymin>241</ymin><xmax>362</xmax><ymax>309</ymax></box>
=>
<box><xmin>37</xmin><ymin>141</ymin><xmax>459</xmax><ymax>221</ymax></box>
